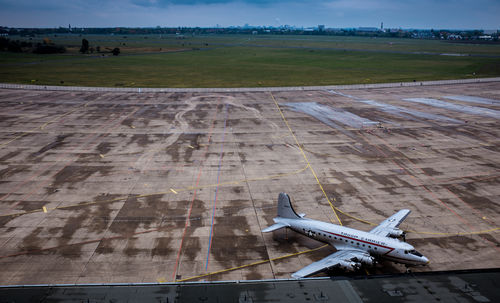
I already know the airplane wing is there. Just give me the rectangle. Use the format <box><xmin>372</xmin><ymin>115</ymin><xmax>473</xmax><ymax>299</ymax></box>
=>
<box><xmin>291</xmin><ymin>249</ymin><xmax>371</xmax><ymax>279</ymax></box>
<box><xmin>369</xmin><ymin>209</ymin><xmax>411</xmax><ymax>237</ymax></box>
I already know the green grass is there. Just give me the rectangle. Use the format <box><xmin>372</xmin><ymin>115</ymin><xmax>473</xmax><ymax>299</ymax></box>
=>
<box><xmin>1</xmin><ymin>34</ymin><xmax>499</xmax><ymax>87</ymax></box>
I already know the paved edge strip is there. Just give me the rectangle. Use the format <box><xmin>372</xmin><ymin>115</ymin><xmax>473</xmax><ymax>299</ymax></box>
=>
<box><xmin>1</xmin><ymin>77</ymin><xmax>500</xmax><ymax>93</ymax></box>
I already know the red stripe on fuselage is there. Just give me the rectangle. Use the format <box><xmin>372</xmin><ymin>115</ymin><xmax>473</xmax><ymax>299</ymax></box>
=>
<box><xmin>318</xmin><ymin>229</ymin><xmax>395</xmax><ymax>254</ymax></box>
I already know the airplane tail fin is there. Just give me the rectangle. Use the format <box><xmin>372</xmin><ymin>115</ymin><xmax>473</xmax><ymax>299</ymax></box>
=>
<box><xmin>277</xmin><ymin>192</ymin><xmax>300</xmax><ymax>219</ymax></box>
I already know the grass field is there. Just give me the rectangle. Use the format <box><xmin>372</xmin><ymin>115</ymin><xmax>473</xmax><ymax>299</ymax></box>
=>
<box><xmin>1</xmin><ymin>34</ymin><xmax>499</xmax><ymax>87</ymax></box>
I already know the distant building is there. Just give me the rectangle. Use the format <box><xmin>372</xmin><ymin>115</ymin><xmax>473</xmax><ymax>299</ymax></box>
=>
<box><xmin>448</xmin><ymin>34</ymin><xmax>462</xmax><ymax>40</ymax></box>
<box><xmin>479</xmin><ymin>35</ymin><xmax>493</xmax><ymax>40</ymax></box>
<box><xmin>357</xmin><ymin>27</ymin><xmax>380</xmax><ymax>32</ymax></box>
<box><xmin>318</xmin><ymin>25</ymin><xmax>325</xmax><ymax>32</ymax></box>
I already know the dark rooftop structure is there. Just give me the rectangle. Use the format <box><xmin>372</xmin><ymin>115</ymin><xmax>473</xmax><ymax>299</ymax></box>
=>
<box><xmin>1</xmin><ymin>269</ymin><xmax>499</xmax><ymax>302</ymax></box>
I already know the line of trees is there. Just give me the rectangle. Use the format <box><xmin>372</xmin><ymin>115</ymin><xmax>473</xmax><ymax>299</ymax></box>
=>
<box><xmin>79</xmin><ymin>38</ymin><xmax>119</xmax><ymax>55</ymax></box>
<box><xmin>0</xmin><ymin>36</ymin><xmax>66</xmax><ymax>53</ymax></box>
<box><xmin>2</xmin><ymin>26</ymin><xmax>497</xmax><ymax>41</ymax></box>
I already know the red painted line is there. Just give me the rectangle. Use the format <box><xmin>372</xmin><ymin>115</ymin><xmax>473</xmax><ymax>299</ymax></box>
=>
<box><xmin>205</xmin><ymin>104</ymin><xmax>228</xmax><ymax>271</ymax></box>
<box><xmin>171</xmin><ymin>99</ymin><xmax>222</xmax><ymax>281</ymax></box>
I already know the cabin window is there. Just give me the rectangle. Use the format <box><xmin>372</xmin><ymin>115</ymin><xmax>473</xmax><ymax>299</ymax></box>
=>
<box><xmin>345</xmin><ymin>240</ymin><xmax>348</xmax><ymax>242</ymax></box>
<box><xmin>351</xmin><ymin>241</ymin><xmax>354</xmax><ymax>244</ymax></box>
<box><xmin>374</xmin><ymin>247</ymin><xmax>377</xmax><ymax>250</ymax></box>
<box><xmin>368</xmin><ymin>245</ymin><xmax>371</xmax><ymax>248</ymax></box>
<box><xmin>356</xmin><ymin>243</ymin><xmax>359</xmax><ymax>245</ymax></box>
<box><xmin>334</xmin><ymin>237</ymin><xmax>337</xmax><ymax>239</ymax></box>
<box><xmin>362</xmin><ymin>244</ymin><xmax>365</xmax><ymax>247</ymax></box>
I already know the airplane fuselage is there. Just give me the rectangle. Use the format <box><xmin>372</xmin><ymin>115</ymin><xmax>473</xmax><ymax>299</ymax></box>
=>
<box><xmin>275</xmin><ymin>217</ymin><xmax>428</xmax><ymax>266</ymax></box>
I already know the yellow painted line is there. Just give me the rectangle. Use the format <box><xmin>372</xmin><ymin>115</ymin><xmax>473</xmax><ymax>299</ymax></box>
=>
<box><xmin>270</xmin><ymin>93</ymin><xmax>342</xmax><ymax>226</ymax></box>
<box><xmin>170</xmin><ymin>188</ymin><xmax>178</xmax><ymax>194</ymax></box>
<box><xmin>130</xmin><ymin>125</ymin><xmax>136</xmax><ymax>129</ymax></box>
<box><xmin>0</xmin><ymin>133</ymin><xmax>30</xmax><ymax>149</ymax></box>
<box><xmin>42</xmin><ymin>206</ymin><xmax>47</xmax><ymax>213</ymax></box>
<box><xmin>176</xmin><ymin>244</ymin><xmax>328</xmax><ymax>282</ymax></box>
<box><xmin>99</xmin><ymin>154</ymin><xmax>105</xmax><ymax>158</ymax></box>
<box><xmin>156</xmin><ymin>277</ymin><xmax>166</xmax><ymax>283</ymax></box>
<box><xmin>187</xmin><ymin>145</ymin><xmax>194</xmax><ymax>149</ymax></box>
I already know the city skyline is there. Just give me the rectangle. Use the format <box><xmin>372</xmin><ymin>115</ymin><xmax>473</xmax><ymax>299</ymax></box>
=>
<box><xmin>0</xmin><ymin>0</ymin><xmax>499</xmax><ymax>29</ymax></box>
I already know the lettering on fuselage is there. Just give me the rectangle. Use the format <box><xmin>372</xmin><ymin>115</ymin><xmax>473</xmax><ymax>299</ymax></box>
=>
<box><xmin>298</xmin><ymin>226</ymin><xmax>391</xmax><ymax>251</ymax></box>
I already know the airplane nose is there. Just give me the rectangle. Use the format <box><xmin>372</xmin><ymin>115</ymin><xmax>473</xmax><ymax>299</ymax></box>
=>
<box><xmin>422</xmin><ymin>256</ymin><xmax>429</xmax><ymax>264</ymax></box>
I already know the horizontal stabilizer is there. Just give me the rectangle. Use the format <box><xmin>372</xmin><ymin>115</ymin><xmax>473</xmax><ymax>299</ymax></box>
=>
<box><xmin>262</xmin><ymin>222</ymin><xmax>287</xmax><ymax>233</ymax></box>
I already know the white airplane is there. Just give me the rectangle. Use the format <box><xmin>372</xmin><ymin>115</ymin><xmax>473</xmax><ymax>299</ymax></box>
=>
<box><xmin>263</xmin><ymin>193</ymin><xmax>429</xmax><ymax>278</ymax></box>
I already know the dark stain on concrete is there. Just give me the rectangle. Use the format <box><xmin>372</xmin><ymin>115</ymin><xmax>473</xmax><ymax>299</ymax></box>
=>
<box><xmin>0</xmin><ymin>150</ymin><xmax>21</xmax><ymax>162</ymax></box>
<box><xmin>20</xmin><ymin>227</ymin><xmax>43</xmax><ymax>252</ymax></box>
<box><xmin>446</xmin><ymin>184</ymin><xmax>500</xmax><ymax>212</ymax></box>
<box><xmin>0</xmin><ymin>165</ymin><xmax>29</xmax><ymax>179</ymax></box>
<box><xmin>245</xmin><ymin>271</ymin><xmax>263</xmax><ymax>280</ymax></box>
<box><xmin>89</xmin><ymin>194</ymin><xmax>122</xmax><ymax>233</ymax></box>
<box><xmin>238</xmin><ymin>152</ymin><xmax>247</xmax><ymax>163</ymax></box>
<box><xmin>109</xmin><ymin>194</ymin><xmax>165</xmax><ymax>236</ymax></box>
<box><xmin>210</xmin><ymin>210</ymin><xmax>267</xmax><ymax>266</ymax></box>
<box><xmin>129</xmin><ymin>134</ymin><xmax>155</xmax><ymax>147</ymax></box>
<box><xmin>184</xmin><ymin>134</ymin><xmax>201</xmax><ymax>162</ymax></box>
<box><xmin>166</xmin><ymin>133</ymin><xmax>201</xmax><ymax>163</ymax></box>
<box><xmin>478</xmin><ymin>233</ymin><xmax>500</xmax><ymax>246</ymax></box>
<box><xmin>55</xmin><ymin>212</ymin><xmax>89</xmax><ymax>258</ymax></box>
<box><xmin>151</xmin><ymin>237</ymin><xmax>174</xmax><ymax>257</ymax></box>
<box><xmin>226</xmin><ymin>119</ymin><xmax>240</xmax><ymax>127</ymax></box>
<box><xmin>181</xmin><ymin>234</ymin><xmax>201</xmax><ymax>261</ymax></box>
<box><xmin>30</xmin><ymin>134</ymin><xmax>72</xmax><ymax>158</ymax></box>
<box><xmin>121</xmin><ymin>118</ymin><xmax>134</xmax><ymax>128</ymax></box>
<box><xmin>194</xmin><ymin>105</ymin><xmax>208</xmax><ymax>119</ymax></box>
<box><xmin>188</xmin><ymin>199</ymin><xmax>207</xmax><ymax>228</ymax></box>
<box><xmin>0</xmin><ymin>212</ymin><xmax>20</xmax><ymax>228</ymax></box>
<box><xmin>359</xmin><ymin>197</ymin><xmax>386</xmax><ymax>217</ymax></box>
<box><xmin>95</xmin><ymin>238</ymin><xmax>116</xmax><ymax>254</ymax></box>
<box><xmin>53</xmin><ymin>165</ymin><xmax>113</xmax><ymax>188</ymax></box>
<box><xmin>124</xmin><ymin>238</ymin><xmax>150</xmax><ymax>257</ymax></box>
<box><xmin>421</xmin><ymin>167</ymin><xmax>442</xmax><ymax>176</ymax></box>
<box><xmin>19</xmin><ymin>200</ymin><xmax>46</xmax><ymax>212</ymax></box>
<box><xmin>96</xmin><ymin>142</ymin><xmax>113</xmax><ymax>155</ymax></box>
<box><xmin>368</xmin><ymin>173</ymin><xmax>397</xmax><ymax>188</ymax></box>
<box><xmin>318</xmin><ymin>183</ymin><xmax>343</xmax><ymax>207</ymax></box>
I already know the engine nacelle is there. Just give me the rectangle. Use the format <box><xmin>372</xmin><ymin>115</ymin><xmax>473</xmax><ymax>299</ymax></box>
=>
<box><xmin>337</xmin><ymin>260</ymin><xmax>360</xmax><ymax>271</ymax></box>
<box><xmin>387</xmin><ymin>228</ymin><xmax>405</xmax><ymax>238</ymax></box>
<box><xmin>355</xmin><ymin>255</ymin><xmax>375</xmax><ymax>266</ymax></box>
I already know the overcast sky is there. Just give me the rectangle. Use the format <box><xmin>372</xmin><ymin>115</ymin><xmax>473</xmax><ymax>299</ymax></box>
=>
<box><xmin>1</xmin><ymin>0</ymin><xmax>499</xmax><ymax>29</ymax></box>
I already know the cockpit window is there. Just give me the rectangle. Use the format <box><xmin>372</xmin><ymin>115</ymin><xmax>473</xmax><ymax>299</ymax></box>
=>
<box><xmin>409</xmin><ymin>250</ymin><xmax>423</xmax><ymax>257</ymax></box>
